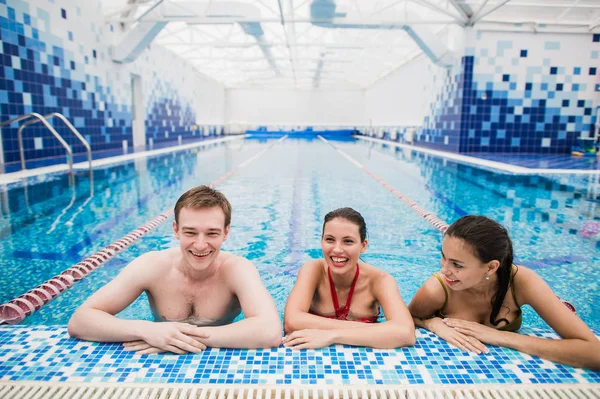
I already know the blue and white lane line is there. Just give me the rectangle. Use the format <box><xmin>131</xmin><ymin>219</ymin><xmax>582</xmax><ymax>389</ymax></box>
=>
<box><xmin>318</xmin><ymin>135</ymin><xmax>449</xmax><ymax>233</ymax></box>
<box><xmin>0</xmin><ymin>135</ymin><xmax>288</xmax><ymax>325</ymax></box>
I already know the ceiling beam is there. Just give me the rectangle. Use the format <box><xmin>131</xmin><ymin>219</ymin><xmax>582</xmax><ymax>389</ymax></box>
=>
<box><xmin>255</xmin><ymin>0</ymin><xmax>281</xmax><ymax>18</ymax></box>
<box><xmin>503</xmin><ymin>1</ymin><xmax>600</xmax><ymax>8</ymax></box>
<box><xmin>447</xmin><ymin>0</ymin><xmax>471</xmax><ymax>20</ymax></box>
<box><xmin>476</xmin><ymin>19</ymin><xmax>600</xmax><ymax>33</ymax></box>
<box><xmin>481</xmin><ymin>18</ymin><xmax>598</xmax><ymax>28</ymax></box>
<box><xmin>185</xmin><ymin>57</ymin><xmax>355</xmax><ymax>62</ymax></box>
<box><xmin>107</xmin><ymin>16</ymin><xmax>458</xmax><ymax>24</ymax></box>
<box><xmin>157</xmin><ymin>42</ymin><xmax>415</xmax><ymax>50</ymax></box>
<box><xmin>590</xmin><ymin>13</ymin><xmax>600</xmax><ymax>30</ymax></box>
<box><xmin>411</xmin><ymin>0</ymin><xmax>468</xmax><ymax>24</ymax></box>
<box><xmin>157</xmin><ymin>24</ymin><xmax>190</xmax><ymax>39</ymax></box>
<box><xmin>276</xmin><ymin>0</ymin><xmax>285</xmax><ymax>25</ymax></box>
<box><xmin>277</xmin><ymin>0</ymin><xmax>298</xmax><ymax>86</ymax></box>
<box><xmin>195</xmin><ymin>68</ymin><xmax>347</xmax><ymax>74</ymax></box>
<box><xmin>103</xmin><ymin>0</ymin><xmax>141</xmax><ymax>20</ymax></box>
<box><xmin>369</xmin><ymin>1</ymin><xmax>404</xmax><ymax>18</ymax></box>
<box><xmin>471</xmin><ymin>0</ymin><xmax>512</xmax><ymax>25</ymax></box>
<box><xmin>134</xmin><ymin>0</ymin><xmax>164</xmax><ymax>23</ymax></box>
<box><xmin>470</xmin><ymin>0</ymin><xmax>491</xmax><ymax>23</ymax></box>
<box><xmin>105</xmin><ymin>0</ymin><xmax>600</xmax><ymax>91</ymax></box>
<box><xmin>555</xmin><ymin>0</ymin><xmax>582</xmax><ymax>22</ymax></box>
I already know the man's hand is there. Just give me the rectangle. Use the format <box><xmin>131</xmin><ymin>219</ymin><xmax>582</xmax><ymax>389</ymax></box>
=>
<box><xmin>123</xmin><ymin>322</ymin><xmax>210</xmax><ymax>354</ymax></box>
<box><xmin>122</xmin><ymin>340</ymin><xmax>165</xmax><ymax>354</ymax></box>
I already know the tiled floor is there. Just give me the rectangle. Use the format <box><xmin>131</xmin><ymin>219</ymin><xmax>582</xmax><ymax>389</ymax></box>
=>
<box><xmin>0</xmin><ymin>135</ymin><xmax>245</xmax><ymax>185</ymax></box>
<box><xmin>473</xmin><ymin>153</ymin><xmax>600</xmax><ymax>170</ymax></box>
<box><xmin>356</xmin><ymin>135</ymin><xmax>600</xmax><ymax>175</ymax></box>
<box><xmin>1</xmin><ymin>326</ymin><xmax>598</xmax><ymax>385</ymax></box>
<box><xmin>3</xmin><ymin>135</ymin><xmax>232</xmax><ymax>173</ymax></box>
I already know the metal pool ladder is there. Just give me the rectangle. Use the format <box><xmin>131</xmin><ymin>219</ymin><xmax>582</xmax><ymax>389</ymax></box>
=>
<box><xmin>0</xmin><ymin>383</ymin><xmax>599</xmax><ymax>399</ymax></box>
<box><xmin>0</xmin><ymin>112</ymin><xmax>92</xmax><ymax>175</ymax></box>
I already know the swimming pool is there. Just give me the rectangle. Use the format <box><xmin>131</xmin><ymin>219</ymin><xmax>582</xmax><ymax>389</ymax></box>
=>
<box><xmin>1</xmin><ymin>135</ymin><xmax>599</xmax><ymax>386</ymax></box>
<box><xmin>2</xmin><ymin>134</ymin><xmax>598</xmax><ymax>328</ymax></box>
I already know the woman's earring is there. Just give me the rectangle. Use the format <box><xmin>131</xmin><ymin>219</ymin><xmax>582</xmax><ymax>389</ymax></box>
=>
<box><xmin>485</xmin><ymin>274</ymin><xmax>490</xmax><ymax>280</ymax></box>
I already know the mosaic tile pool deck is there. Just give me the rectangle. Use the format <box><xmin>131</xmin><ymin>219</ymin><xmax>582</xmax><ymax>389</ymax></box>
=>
<box><xmin>472</xmin><ymin>153</ymin><xmax>600</xmax><ymax>170</ymax></box>
<box><xmin>1</xmin><ymin>326</ymin><xmax>598</xmax><ymax>385</ymax></box>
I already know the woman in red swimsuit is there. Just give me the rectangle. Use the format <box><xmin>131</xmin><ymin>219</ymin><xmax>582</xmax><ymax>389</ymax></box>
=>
<box><xmin>283</xmin><ymin>208</ymin><xmax>415</xmax><ymax>349</ymax></box>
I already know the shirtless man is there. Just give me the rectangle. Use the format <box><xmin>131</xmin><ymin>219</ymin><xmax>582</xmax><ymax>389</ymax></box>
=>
<box><xmin>68</xmin><ymin>185</ymin><xmax>282</xmax><ymax>354</ymax></box>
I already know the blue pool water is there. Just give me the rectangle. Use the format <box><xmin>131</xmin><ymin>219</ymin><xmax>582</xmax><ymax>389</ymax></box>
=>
<box><xmin>1</xmin><ymin>136</ymin><xmax>599</xmax><ymax>332</ymax></box>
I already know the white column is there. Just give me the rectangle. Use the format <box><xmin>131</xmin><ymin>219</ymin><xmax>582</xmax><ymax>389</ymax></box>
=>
<box><xmin>131</xmin><ymin>74</ymin><xmax>145</xmax><ymax>149</ymax></box>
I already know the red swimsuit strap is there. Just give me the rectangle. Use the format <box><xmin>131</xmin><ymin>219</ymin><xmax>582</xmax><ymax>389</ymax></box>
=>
<box><xmin>327</xmin><ymin>265</ymin><xmax>360</xmax><ymax>320</ymax></box>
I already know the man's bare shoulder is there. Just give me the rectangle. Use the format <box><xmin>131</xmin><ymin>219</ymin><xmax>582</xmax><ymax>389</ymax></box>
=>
<box><xmin>126</xmin><ymin>248</ymin><xmax>179</xmax><ymax>276</ymax></box>
<box><xmin>219</xmin><ymin>251</ymin><xmax>256</xmax><ymax>273</ymax></box>
<box><xmin>212</xmin><ymin>252</ymin><xmax>263</xmax><ymax>294</ymax></box>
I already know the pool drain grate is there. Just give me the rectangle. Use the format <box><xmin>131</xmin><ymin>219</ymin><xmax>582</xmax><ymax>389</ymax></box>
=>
<box><xmin>0</xmin><ymin>383</ymin><xmax>598</xmax><ymax>399</ymax></box>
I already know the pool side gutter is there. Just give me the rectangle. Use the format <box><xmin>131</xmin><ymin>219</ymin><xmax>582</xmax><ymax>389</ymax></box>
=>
<box><xmin>1</xmin><ymin>382</ymin><xmax>599</xmax><ymax>399</ymax></box>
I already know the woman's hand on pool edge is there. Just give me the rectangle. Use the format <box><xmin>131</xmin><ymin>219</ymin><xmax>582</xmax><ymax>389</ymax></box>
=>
<box><xmin>443</xmin><ymin>318</ymin><xmax>502</xmax><ymax>350</ymax></box>
<box><xmin>428</xmin><ymin>318</ymin><xmax>489</xmax><ymax>354</ymax></box>
<box><xmin>282</xmin><ymin>329</ymin><xmax>334</xmax><ymax>349</ymax></box>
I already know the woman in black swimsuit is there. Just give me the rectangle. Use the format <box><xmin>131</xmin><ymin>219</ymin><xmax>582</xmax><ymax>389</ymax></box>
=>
<box><xmin>410</xmin><ymin>215</ymin><xmax>600</xmax><ymax>370</ymax></box>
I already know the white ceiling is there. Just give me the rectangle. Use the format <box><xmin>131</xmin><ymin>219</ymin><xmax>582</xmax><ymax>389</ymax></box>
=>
<box><xmin>103</xmin><ymin>1</ymin><xmax>600</xmax><ymax>90</ymax></box>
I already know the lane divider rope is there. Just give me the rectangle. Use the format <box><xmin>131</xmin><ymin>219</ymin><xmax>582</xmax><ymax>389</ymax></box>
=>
<box><xmin>320</xmin><ymin>137</ymin><xmax>581</xmax><ymax>314</ymax></box>
<box><xmin>0</xmin><ymin>135</ymin><xmax>288</xmax><ymax>325</ymax></box>
<box><xmin>318</xmin><ymin>135</ymin><xmax>449</xmax><ymax>233</ymax></box>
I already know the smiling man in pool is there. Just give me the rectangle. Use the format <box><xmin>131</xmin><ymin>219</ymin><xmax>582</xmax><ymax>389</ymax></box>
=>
<box><xmin>68</xmin><ymin>185</ymin><xmax>282</xmax><ymax>354</ymax></box>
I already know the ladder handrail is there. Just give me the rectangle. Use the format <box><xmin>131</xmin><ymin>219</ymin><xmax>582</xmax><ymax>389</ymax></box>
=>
<box><xmin>0</xmin><ymin>113</ymin><xmax>46</xmax><ymax>128</ymax></box>
<box><xmin>1</xmin><ymin>113</ymin><xmax>73</xmax><ymax>175</ymax></box>
<box><xmin>19</xmin><ymin>113</ymin><xmax>92</xmax><ymax>174</ymax></box>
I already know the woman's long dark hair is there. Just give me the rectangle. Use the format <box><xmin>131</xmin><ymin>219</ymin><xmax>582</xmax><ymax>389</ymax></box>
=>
<box><xmin>322</xmin><ymin>207</ymin><xmax>367</xmax><ymax>242</ymax></box>
<box><xmin>445</xmin><ymin>215</ymin><xmax>514</xmax><ymax>326</ymax></box>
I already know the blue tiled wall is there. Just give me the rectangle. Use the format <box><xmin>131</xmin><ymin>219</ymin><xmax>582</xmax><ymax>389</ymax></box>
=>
<box><xmin>0</xmin><ymin>0</ymin><xmax>133</xmax><ymax>165</ymax></box>
<box><xmin>362</xmin><ymin>31</ymin><xmax>600</xmax><ymax>155</ymax></box>
<box><xmin>418</xmin><ymin>57</ymin><xmax>465</xmax><ymax>152</ymax></box>
<box><xmin>145</xmin><ymin>84</ymin><xmax>196</xmax><ymax>145</ymax></box>
<box><xmin>458</xmin><ymin>32</ymin><xmax>599</xmax><ymax>154</ymax></box>
<box><xmin>0</xmin><ymin>0</ymin><xmax>220</xmax><ymax>170</ymax></box>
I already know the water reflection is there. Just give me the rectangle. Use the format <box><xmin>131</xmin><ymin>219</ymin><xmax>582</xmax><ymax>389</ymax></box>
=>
<box><xmin>357</xmin><ymin>140</ymin><xmax>600</xmax><ymax>249</ymax></box>
<box><xmin>0</xmin><ymin>140</ymin><xmax>260</xmax><ymax>306</ymax></box>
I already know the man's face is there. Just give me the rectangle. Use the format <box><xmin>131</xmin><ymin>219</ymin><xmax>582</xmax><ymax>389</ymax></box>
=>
<box><xmin>173</xmin><ymin>206</ymin><xmax>230</xmax><ymax>270</ymax></box>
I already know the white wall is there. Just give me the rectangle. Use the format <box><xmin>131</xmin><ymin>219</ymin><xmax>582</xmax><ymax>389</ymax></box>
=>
<box><xmin>195</xmin><ymin>75</ymin><xmax>226</xmax><ymax>124</ymax></box>
<box><xmin>132</xmin><ymin>44</ymin><xmax>227</xmax><ymax>125</ymax></box>
<box><xmin>103</xmin><ymin>1</ymin><xmax>226</xmax><ymax>127</ymax></box>
<box><xmin>225</xmin><ymin>89</ymin><xmax>367</xmax><ymax>126</ymax></box>
<box><xmin>365</xmin><ymin>55</ymin><xmax>435</xmax><ymax>126</ymax></box>
<box><xmin>365</xmin><ymin>26</ymin><xmax>466</xmax><ymax>128</ymax></box>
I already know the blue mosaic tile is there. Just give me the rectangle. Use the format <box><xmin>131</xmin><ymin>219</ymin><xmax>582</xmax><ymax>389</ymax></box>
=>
<box><xmin>354</xmin><ymin>134</ymin><xmax>600</xmax><ymax>171</ymax></box>
<box><xmin>368</xmin><ymin>31</ymin><xmax>599</xmax><ymax>155</ymax></box>
<box><xmin>0</xmin><ymin>326</ymin><xmax>598</xmax><ymax>384</ymax></box>
<box><xmin>0</xmin><ymin>0</ymin><xmax>224</xmax><ymax>171</ymax></box>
